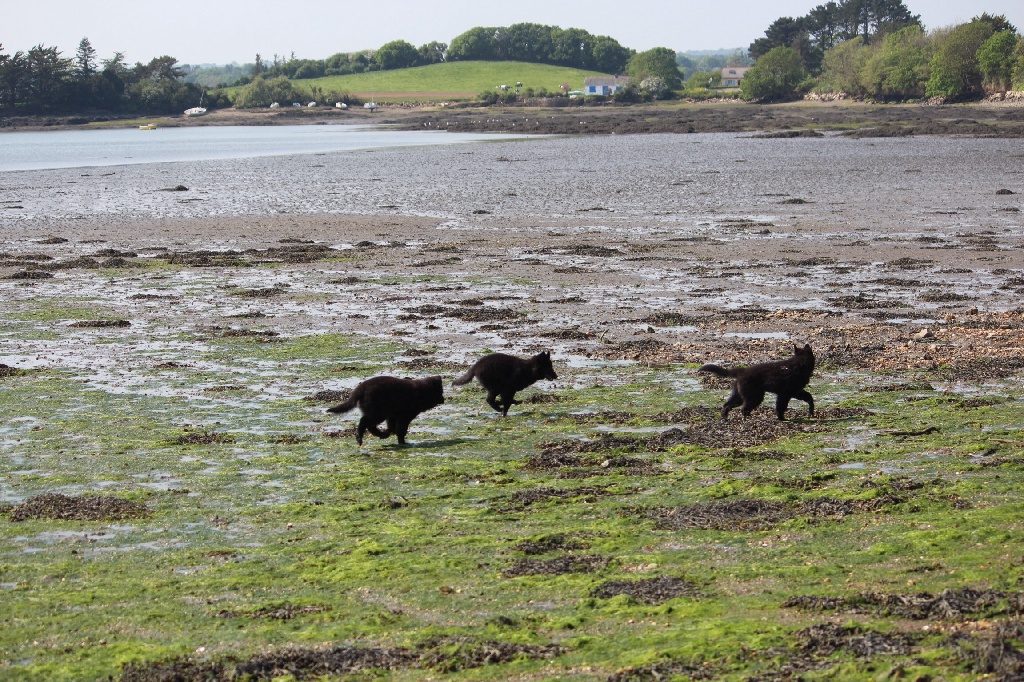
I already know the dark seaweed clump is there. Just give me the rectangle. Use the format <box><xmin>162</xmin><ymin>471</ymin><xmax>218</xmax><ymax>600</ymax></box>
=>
<box><xmin>591</xmin><ymin>575</ymin><xmax>707</xmax><ymax>604</ymax></box>
<box><xmin>8</xmin><ymin>493</ymin><xmax>149</xmax><ymax>521</ymax></box>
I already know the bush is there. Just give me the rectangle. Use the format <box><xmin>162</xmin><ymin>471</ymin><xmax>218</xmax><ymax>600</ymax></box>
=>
<box><xmin>925</xmin><ymin>20</ymin><xmax>994</xmax><ymax>99</ymax></box>
<box><xmin>741</xmin><ymin>47</ymin><xmax>807</xmax><ymax>101</ymax></box>
<box><xmin>233</xmin><ymin>75</ymin><xmax>302</xmax><ymax>108</ymax></box>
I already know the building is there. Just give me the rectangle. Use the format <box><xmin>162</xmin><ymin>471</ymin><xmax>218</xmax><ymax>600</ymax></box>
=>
<box><xmin>583</xmin><ymin>76</ymin><xmax>631</xmax><ymax>96</ymax></box>
<box><xmin>721</xmin><ymin>67</ymin><xmax>750</xmax><ymax>88</ymax></box>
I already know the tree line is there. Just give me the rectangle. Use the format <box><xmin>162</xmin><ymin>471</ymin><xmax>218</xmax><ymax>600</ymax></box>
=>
<box><xmin>741</xmin><ymin>3</ymin><xmax>1024</xmax><ymax>101</ymax></box>
<box><xmin>233</xmin><ymin>23</ymin><xmax>634</xmax><ymax>86</ymax></box>
<box><xmin>0</xmin><ymin>38</ymin><xmax>225</xmax><ymax>115</ymax></box>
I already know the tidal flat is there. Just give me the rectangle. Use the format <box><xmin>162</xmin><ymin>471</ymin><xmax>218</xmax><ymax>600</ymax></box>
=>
<box><xmin>1</xmin><ymin>131</ymin><xmax>1023</xmax><ymax>680</ymax></box>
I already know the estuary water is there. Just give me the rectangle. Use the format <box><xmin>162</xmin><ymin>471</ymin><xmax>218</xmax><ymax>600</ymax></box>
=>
<box><xmin>0</xmin><ymin>124</ymin><xmax>532</xmax><ymax>172</ymax></box>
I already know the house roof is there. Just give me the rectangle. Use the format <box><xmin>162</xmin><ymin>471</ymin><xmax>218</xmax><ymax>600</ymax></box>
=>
<box><xmin>584</xmin><ymin>77</ymin><xmax>631</xmax><ymax>87</ymax></box>
<box><xmin>721</xmin><ymin>67</ymin><xmax>750</xmax><ymax>79</ymax></box>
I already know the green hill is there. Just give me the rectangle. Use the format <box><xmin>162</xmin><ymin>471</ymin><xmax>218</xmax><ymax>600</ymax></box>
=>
<box><xmin>222</xmin><ymin>61</ymin><xmax>613</xmax><ymax>103</ymax></box>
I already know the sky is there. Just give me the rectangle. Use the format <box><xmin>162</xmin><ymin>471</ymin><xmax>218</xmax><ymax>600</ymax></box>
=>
<box><xmin>5</xmin><ymin>0</ymin><xmax>1024</xmax><ymax>66</ymax></box>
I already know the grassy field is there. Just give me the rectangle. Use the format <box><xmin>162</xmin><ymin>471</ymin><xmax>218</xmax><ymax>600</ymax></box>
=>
<box><xmin>2</xmin><ymin>236</ymin><xmax>1024</xmax><ymax>680</ymax></box>
<box><xmin>218</xmin><ymin>61</ymin><xmax>612</xmax><ymax>103</ymax></box>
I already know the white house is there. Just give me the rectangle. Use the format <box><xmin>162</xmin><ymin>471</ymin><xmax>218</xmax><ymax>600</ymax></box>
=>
<box><xmin>583</xmin><ymin>76</ymin><xmax>631</xmax><ymax>96</ymax></box>
<box><xmin>721</xmin><ymin>67</ymin><xmax>750</xmax><ymax>88</ymax></box>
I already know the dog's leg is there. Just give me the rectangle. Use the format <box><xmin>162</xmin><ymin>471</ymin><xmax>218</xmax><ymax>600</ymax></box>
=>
<box><xmin>741</xmin><ymin>389</ymin><xmax>765</xmax><ymax>418</ymax></box>
<box><xmin>775</xmin><ymin>394</ymin><xmax>791</xmax><ymax>421</ymax></box>
<box><xmin>721</xmin><ymin>390</ymin><xmax>743</xmax><ymax>419</ymax></box>
<box><xmin>392</xmin><ymin>419</ymin><xmax>410</xmax><ymax>445</ymax></box>
<box><xmin>366</xmin><ymin>421</ymin><xmax>390</xmax><ymax>439</ymax></box>
<box><xmin>356</xmin><ymin>417</ymin><xmax>373</xmax><ymax>445</ymax></box>
<box><xmin>794</xmin><ymin>389</ymin><xmax>815</xmax><ymax>417</ymax></box>
<box><xmin>499</xmin><ymin>392</ymin><xmax>518</xmax><ymax>416</ymax></box>
<box><xmin>486</xmin><ymin>391</ymin><xmax>503</xmax><ymax>413</ymax></box>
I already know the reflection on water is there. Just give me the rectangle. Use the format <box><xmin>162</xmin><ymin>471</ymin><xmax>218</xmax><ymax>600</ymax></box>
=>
<box><xmin>0</xmin><ymin>124</ymin><xmax>534</xmax><ymax>172</ymax></box>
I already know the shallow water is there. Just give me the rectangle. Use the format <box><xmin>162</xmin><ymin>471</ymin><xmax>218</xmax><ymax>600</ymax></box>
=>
<box><xmin>0</xmin><ymin>124</ymin><xmax>535</xmax><ymax>172</ymax></box>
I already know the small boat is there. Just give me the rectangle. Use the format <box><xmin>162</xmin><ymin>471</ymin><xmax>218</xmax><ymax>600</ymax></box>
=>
<box><xmin>184</xmin><ymin>91</ymin><xmax>207</xmax><ymax>117</ymax></box>
<box><xmin>138</xmin><ymin>123</ymin><xmax>157</xmax><ymax>130</ymax></box>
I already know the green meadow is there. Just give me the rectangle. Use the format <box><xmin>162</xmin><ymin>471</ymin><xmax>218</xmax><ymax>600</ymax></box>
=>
<box><xmin>219</xmin><ymin>61</ymin><xmax>612</xmax><ymax>102</ymax></box>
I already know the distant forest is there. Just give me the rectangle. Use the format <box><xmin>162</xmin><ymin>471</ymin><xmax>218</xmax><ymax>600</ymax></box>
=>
<box><xmin>4</xmin><ymin>4</ymin><xmax>1023</xmax><ymax>116</ymax></box>
<box><xmin>234</xmin><ymin>24</ymin><xmax>634</xmax><ymax>87</ymax></box>
<box><xmin>741</xmin><ymin>0</ymin><xmax>1024</xmax><ymax>101</ymax></box>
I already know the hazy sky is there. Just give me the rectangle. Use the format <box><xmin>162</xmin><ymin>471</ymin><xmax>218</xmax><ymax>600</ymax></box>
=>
<box><xmin>6</xmin><ymin>0</ymin><xmax>1024</xmax><ymax>66</ymax></box>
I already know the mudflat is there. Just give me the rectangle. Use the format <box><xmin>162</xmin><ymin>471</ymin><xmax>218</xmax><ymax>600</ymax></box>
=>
<box><xmin>1</xmin><ymin>127</ymin><xmax>1024</xmax><ymax>680</ymax></box>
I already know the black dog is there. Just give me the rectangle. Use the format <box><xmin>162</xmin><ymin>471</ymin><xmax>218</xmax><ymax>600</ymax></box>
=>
<box><xmin>698</xmin><ymin>344</ymin><xmax>815</xmax><ymax>421</ymax></box>
<box><xmin>327</xmin><ymin>375</ymin><xmax>444</xmax><ymax>445</ymax></box>
<box><xmin>453</xmin><ymin>351</ymin><xmax>557</xmax><ymax>416</ymax></box>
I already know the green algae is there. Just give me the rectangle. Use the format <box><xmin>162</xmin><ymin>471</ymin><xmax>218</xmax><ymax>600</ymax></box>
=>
<box><xmin>2</xmin><ymin>294</ymin><xmax>1024</xmax><ymax>681</ymax></box>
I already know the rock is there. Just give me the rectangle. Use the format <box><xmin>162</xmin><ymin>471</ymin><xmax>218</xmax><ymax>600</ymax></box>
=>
<box><xmin>996</xmin><ymin>188</ymin><xmax>1015</xmax><ymax>195</ymax></box>
<box><xmin>913</xmin><ymin>329</ymin><xmax>933</xmax><ymax>340</ymax></box>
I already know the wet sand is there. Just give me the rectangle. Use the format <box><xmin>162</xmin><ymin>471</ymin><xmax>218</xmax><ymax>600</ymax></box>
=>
<box><xmin>2</xmin><ymin>131</ymin><xmax>1022</xmax><ymax>385</ymax></box>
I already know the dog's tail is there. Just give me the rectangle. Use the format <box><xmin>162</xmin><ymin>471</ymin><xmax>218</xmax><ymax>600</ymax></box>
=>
<box><xmin>326</xmin><ymin>387</ymin><xmax>361</xmax><ymax>414</ymax></box>
<box><xmin>452</xmin><ymin>367</ymin><xmax>475</xmax><ymax>386</ymax></box>
<box><xmin>698</xmin><ymin>363</ymin><xmax>737</xmax><ymax>378</ymax></box>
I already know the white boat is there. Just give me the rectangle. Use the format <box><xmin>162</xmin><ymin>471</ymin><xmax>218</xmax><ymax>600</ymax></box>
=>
<box><xmin>138</xmin><ymin>123</ymin><xmax>157</xmax><ymax>130</ymax></box>
<box><xmin>184</xmin><ymin>92</ymin><xmax>207</xmax><ymax>117</ymax></box>
<box><xmin>363</xmin><ymin>102</ymin><xmax>378</xmax><ymax>111</ymax></box>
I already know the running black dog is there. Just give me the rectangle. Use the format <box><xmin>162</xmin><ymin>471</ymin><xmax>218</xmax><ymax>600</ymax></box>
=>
<box><xmin>453</xmin><ymin>351</ymin><xmax>557</xmax><ymax>416</ymax></box>
<box><xmin>699</xmin><ymin>344</ymin><xmax>815</xmax><ymax>421</ymax></box>
<box><xmin>327</xmin><ymin>375</ymin><xmax>444</xmax><ymax>445</ymax></box>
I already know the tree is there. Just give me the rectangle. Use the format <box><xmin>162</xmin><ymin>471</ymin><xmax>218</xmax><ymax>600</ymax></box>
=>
<box><xmin>447</xmin><ymin>27</ymin><xmax>498</xmax><ymax>61</ymax></box>
<box><xmin>926</xmin><ymin>20</ymin><xmax>994</xmax><ymax>99</ymax></box>
<box><xmin>627</xmin><ymin>47</ymin><xmax>682</xmax><ymax>91</ymax></box>
<box><xmin>101</xmin><ymin>51</ymin><xmax>130</xmax><ymax>78</ymax></box>
<box><xmin>977</xmin><ymin>31</ymin><xmax>1018</xmax><ymax>91</ymax></box>
<box><xmin>139</xmin><ymin>55</ymin><xmax>186</xmax><ymax>81</ymax></box>
<box><xmin>252</xmin><ymin>53</ymin><xmax>266</xmax><ymax>77</ymax></box>
<box><xmin>417</xmin><ymin>41</ymin><xmax>446</xmax><ymax>65</ymax></box>
<box><xmin>375</xmin><ymin>40</ymin><xmax>419</xmax><ymax>70</ymax></box>
<box><xmin>750</xmin><ymin>16</ymin><xmax>808</xmax><ymax>61</ymax></box>
<box><xmin>0</xmin><ymin>45</ymin><xmax>29</xmax><ymax>109</ymax></box>
<box><xmin>26</xmin><ymin>44</ymin><xmax>73</xmax><ymax>109</ymax></box>
<box><xmin>972</xmin><ymin>13</ymin><xmax>1017</xmax><ymax>35</ymax></box>
<box><xmin>860</xmin><ymin>25</ymin><xmax>930</xmax><ymax>99</ymax></box>
<box><xmin>1014</xmin><ymin>36</ymin><xmax>1024</xmax><ymax>89</ymax></box>
<box><xmin>233</xmin><ymin>74</ymin><xmax>302</xmax><ymax>108</ymax></box>
<box><xmin>592</xmin><ymin>36</ymin><xmax>633</xmax><ymax>74</ymax></box>
<box><xmin>819</xmin><ymin>37</ymin><xmax>869</xmax><ymax>95</ymax></box>
<box><xmin>685</xmin><ymin>70</ymin><xmax>721</xmax><ymax>90</ymax></box>
<box><xmin>75</xmin><ymin>37</ymin><xmax>97</xmax><ymax>79</ymax></box>
<box><xmin>741</xmin><ymin>46</ymin><xmax>807</xmax><ymax>101</ymax></box>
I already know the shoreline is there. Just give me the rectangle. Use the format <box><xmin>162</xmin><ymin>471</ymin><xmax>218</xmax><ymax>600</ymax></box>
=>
<box><xmin>3</xmin><ymin>98</ymin><xmax>1024</xmax><ymax>137</ymax></box>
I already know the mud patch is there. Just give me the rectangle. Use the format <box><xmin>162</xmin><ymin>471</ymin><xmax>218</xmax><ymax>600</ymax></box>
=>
<box><xmin>0</xmin><ymin>363</ymin><xmax>28</xmax><ymax>379</ymax></box>
<box><xmin>639</xmin><ymin>495</ymin><xmax>898</xmax><ymax>532</ymax></box>
<box><xmin>796</xmin><ymin>622</ymin><xmax>917</xmax><ymax>657</ymax></box>
<box><xmin>503</xmin><ymin>554</ymin><xmax>610</xmax><ymax>577</ymax></box>
<box><xmin>948</xmin><ymin>620</ymin><xmax>1024</xmax><ymax>678</ymax></box>
<box><xmin>69</xmin><ymin>319</ymin><xmax>131</xmax><ymax>328</ymax></box>
<box><xmin>513</xmin><ymin>533</ymin><xmax>591</xmax><ymax>555</ymax></box>
<box><xmin>608</xmin><ymin>658</ymin><xmax>715</xmax><ymax>681</ymax></box>
<box><xmin>171</xmin><ymin>429</ymin><xmax>237</xmax><ymax>445</ymax></box>
<box><xmin>494</xmin><ymin>485</ymin><xmax>610</xmax><ymax>512</ymax></box>
<box><xmin>304</xmin><ymin>389</ymin><xmax>349</xmax><ymax>403</ymax></box>
<box><xmin>591</xmin><ymin>575</ymin><xmax>706</xmax><ymax>604</ymax></box>
<box><xmin>785</xmin><ymin>587</ymin><xmax>1024</xmax><ymax>620</ymax></box>
<box><xmin>417</xmin><ymin>636</ymin><xmax>563</xmax><ymax>673</ymax></box>
<box><xmin>216</xmin><ymin>602</ymin><xmax>332</xmax><ymax>620</ymax></box>
<box><xmin>8</xmin><ymin>493</ymin><xmax>149</xmax><ymax>522</ymax></box>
